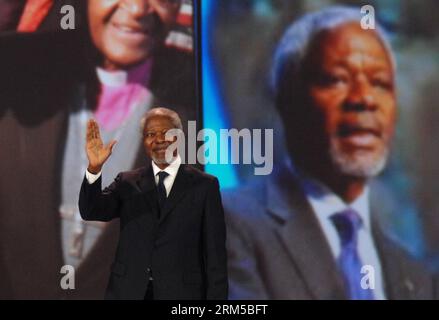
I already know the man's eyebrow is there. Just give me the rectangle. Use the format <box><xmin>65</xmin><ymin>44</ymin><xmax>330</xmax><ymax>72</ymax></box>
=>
<box><xmin>317</xmin><ymin>63</ymin><xmax>349</xmax><ymax>72</ymax></box>
<box><xmin>145</xmin><ymin>128</ymin><xmax>174</xmax><ymax>132</ymax></box>
<box><xmin>367</xmin><ymin>66</ymin><xmax>393</xmax><ymax>74</ymax></box>
<box><xmin>324</xmin><ymin>57</ymin><xmax>391</xmax><ymax>73</ymax></box>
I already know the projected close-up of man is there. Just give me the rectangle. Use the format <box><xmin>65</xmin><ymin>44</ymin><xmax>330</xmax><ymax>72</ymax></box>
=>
<box><xmin>224</xmin><ymin>6</ymin><xmax>437</xmax><ymax>300</ymax></box>
<box><xmin>293</xmin><ymin>22</ymin><xmax>396</xmax><ymax>202</ymax></box>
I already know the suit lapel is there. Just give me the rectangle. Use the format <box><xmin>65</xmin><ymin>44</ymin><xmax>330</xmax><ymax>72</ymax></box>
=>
<box><xmin>137</xmin><ymin>165</ymin><xmax>160</xmax><ymax>217</ymax></box>
<box><xmin>369</xmin><ymin>187</ymin><xmax>435</xmax><ymax>300</ymax></box>
<box><xmin>159</xmin><ymin>164</ymin><xmax>191</xmax><ymax>224</ymax></box>
<box><xmin>371</xmin><ymin>219</ymin><xmax>417</xmax><ymax>300</ymax></box>
<box><xmin>266</xmin><ymin>169</ymin><xmax>347</xmax><ymax>299</ymax></box>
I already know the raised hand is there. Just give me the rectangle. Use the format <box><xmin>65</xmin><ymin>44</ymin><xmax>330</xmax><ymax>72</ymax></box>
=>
<box><xmin>86</xmin><ymin>119</ymin><xmax>117</xmax><ymax>174</ymax></box>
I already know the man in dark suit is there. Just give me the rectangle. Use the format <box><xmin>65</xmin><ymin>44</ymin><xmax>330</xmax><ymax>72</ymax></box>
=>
<box><xmin>224</xmin><ymin>7</ymin><xmax>436</xmax><ymax>300</ymax></box>
<box><xmin>79</xmin><ymin>107</ymin><xmax>228</xmax><ymax>300</ymax></box>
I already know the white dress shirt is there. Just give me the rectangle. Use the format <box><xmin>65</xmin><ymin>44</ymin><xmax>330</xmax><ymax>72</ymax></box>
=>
<box><xmin>85</xmin><ymin>155</ymin><xmax>182</xmax><ymax>198</ymax></box>
<box><xmin>151</xmin><ymin>155</ymin><xmax>181</xmax><ymax>197</ymax></box>
<box><xmin>299</xmin><ymin>176</ymin><xmax>387</xmax><ymax>300</ymax></box>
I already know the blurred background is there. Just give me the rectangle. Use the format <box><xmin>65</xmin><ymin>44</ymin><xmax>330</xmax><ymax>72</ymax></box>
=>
<box><xmin>201</xmin><ymin>0</ymin><xmax>439</xmax><ymax>264</ymax></box>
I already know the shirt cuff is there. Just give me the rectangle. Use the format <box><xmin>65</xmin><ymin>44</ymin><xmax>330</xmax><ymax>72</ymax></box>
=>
<box><xmin>85</xmin><ymin>169</ymin><xmax>102</xmax><ymax>184</ymax></box>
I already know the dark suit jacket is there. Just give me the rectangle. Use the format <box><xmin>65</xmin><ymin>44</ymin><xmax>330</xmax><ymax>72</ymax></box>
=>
<box><xmin>79</xmin><ymin>164</ymin><xmax>228</xmax><ymax>300</ymax></box>
<box><xmin>223</xmin><ymin>165</ymin><xmax>436</xmax><ymax>300</ymax></box>
<box><xmin>0</xmin><ymin>31</ymin><xmax>196</xmax><ymax>299</ymax></box>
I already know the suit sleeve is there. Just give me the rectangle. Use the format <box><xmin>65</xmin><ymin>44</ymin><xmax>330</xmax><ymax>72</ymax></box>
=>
<box><xmin>78</xmin><ymin>173</ymin><xmax>122</xmax><ymax>222</ymax></box>
<box><xmin>202</xmin><ymin>178</ymin><xmax>228</xmax><ymax>300</ymax></box>
<box><xmin>224</xmin><ymin>203</ymin><xmax>269</xmax><ymax>300</ymax></box>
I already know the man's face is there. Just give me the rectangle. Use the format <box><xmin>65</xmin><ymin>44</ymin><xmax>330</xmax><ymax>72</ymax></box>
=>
<box><xmin>88</xmin><ymin>0</ymin><xmax>181</xmax><ymax>70</ymax></box>
<box><xmin>301</xmin><ymin>22</ymin><xmax>396</xmax><ymax>179</ymax></box>
<box><xmin>143</xmin><ymin>115</ymin><xmax>177</xmax><ymax>165</ymax></box>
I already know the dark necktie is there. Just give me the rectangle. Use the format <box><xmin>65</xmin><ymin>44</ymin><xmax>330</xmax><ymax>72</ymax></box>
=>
<box><xmin>157</xmin><ymin>171</ymin><xmax>169</xmax><ymax>212</ymax></box>
<box><xmin>330</xmin><ymin>208</ymin><xmax>375</xmax><ymax>300</ymax></box>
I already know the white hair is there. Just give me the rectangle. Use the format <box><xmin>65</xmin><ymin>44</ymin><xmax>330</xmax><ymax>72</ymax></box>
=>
<box><xmin>141</xmin><ymin>107</ymin><xmax>183</xmax><ymax>134</ymax></box>
<box><xmin>271</xmin><ymin>6</ymin><xmax>396</xmax><ymax>101</ymax></box>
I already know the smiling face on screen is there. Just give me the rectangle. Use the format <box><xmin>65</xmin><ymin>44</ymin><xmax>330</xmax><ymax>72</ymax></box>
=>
<box><xmin>88</xmin><ymin>0</ymin><xmax>181</xmax><ymax>70</ymax></box>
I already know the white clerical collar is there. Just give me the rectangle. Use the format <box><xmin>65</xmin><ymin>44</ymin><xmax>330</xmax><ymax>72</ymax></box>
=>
<box><xmin>152</xmin><ymin>154</ymin><xmax>182</xmax><ymax>178</ymax></box>
<box><xmin>96</xmin><ymin>59</ymin><xmax>153</xmax><ymax>87</ymax></box>
<box><xmin>96</xmin><ymin>67</ymin><xmax>128</xmax><ymax>87</ymax></box>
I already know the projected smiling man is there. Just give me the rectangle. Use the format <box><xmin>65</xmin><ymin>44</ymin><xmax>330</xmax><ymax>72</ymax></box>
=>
<box><xmin>79</xmin><ymin>107</ymin><xmax>228</xmax><ymax>300</ymax></box>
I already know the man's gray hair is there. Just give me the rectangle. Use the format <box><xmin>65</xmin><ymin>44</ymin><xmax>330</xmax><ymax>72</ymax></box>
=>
<box><xmin>271</xmin><ymin>6</ymin><xmax>396</xmax><ymax>108</ymax></box>
<box><xmin>141</xmin><ymin>107</ymin><xmax>183</xmax><ymax>134</ymax></box>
